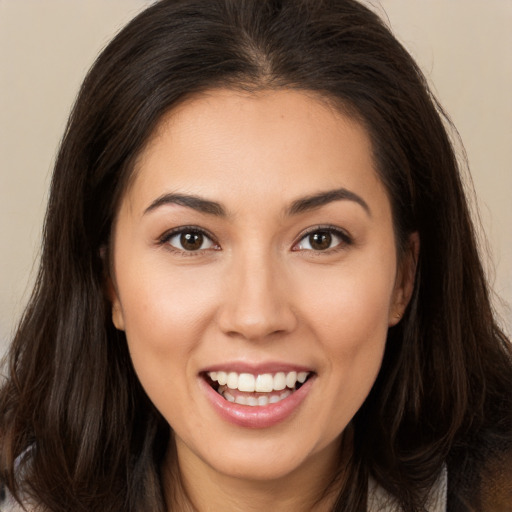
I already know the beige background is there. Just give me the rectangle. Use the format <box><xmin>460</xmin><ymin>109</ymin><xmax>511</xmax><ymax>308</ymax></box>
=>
<box><xmin>1</xmin><ymin>0</ymin><xmax>511</xmax><ymax>355</ymax></box>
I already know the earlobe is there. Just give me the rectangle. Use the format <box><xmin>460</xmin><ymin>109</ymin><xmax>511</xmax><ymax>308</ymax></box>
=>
<box><xmin>100</xmin><ymin>245</ymin><xmax>126</xmax><ymax>331</ymax></box>
<box><xmin>389</xmin><ymin>232</ymin><xmax>419</xmax><ymax>326</ymax></box>
<box><xmin>111</xmin><ymin>298</ymin><xmax>125</xmax><ymax>331</ymax></box>
<box><xmin>106</xmin><ymin>277</ymin><xmax>125</xmax><ymax>331</ymax></box>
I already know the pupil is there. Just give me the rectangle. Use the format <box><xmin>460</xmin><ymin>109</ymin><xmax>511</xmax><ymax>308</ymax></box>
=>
<box><xmin>310</xmin><ymin>231</ymin><xmax>331</xmax><ymax>250</ymax></box>
<box><xmin>181</xmin><ymin>232</ymin><xmax>203</xmax><ymax>250</ymax></box>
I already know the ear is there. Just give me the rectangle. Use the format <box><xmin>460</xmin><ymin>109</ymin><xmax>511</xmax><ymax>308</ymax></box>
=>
<box><xmin>389</xmin><ymin>232</ymin><xmax>419</xmax><ymax>327</ymax></box>
<box><xmin>108</xmin><ymin>280</ymin><xmax>126</xmax><ymax>332</ymax></box>
<box><xmin>100</xmin><ymin>245</ymin><xmax>126</xmax><ymax>331</ymax></box>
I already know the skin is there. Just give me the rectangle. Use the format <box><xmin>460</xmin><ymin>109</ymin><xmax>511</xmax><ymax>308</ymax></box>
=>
<box><xmin>109</xmin><ymin>89</ymin><xmax>417</xmax><ymax>511</ymax></box>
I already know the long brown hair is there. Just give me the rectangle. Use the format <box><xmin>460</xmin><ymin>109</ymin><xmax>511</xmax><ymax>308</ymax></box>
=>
<box><xmin>1</xmin><ymin>1</ymin><xmax>511</xmax><ymax>510</ymax></box>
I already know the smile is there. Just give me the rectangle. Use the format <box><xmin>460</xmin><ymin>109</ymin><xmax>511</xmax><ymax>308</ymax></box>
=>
<box><xmin>205</xmin><ymin>371</ymin><xmax>312</xmax><ymax>407</ymax></box>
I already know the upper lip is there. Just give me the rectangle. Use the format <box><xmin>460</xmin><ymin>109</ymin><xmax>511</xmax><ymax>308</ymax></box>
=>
<box><xmin>200</xmin><ymin>361</ymin><xmax>314</xmax><ymax>375</ymax></box>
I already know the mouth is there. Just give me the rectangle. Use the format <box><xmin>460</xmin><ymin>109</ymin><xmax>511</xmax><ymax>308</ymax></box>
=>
<box><xmin>203</xmin><ymin>370</ymin><xmax>314</xmax><ymax>407</ymax></box>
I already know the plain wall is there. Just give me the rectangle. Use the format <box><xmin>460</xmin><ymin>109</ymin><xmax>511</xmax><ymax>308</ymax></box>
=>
<box><xmin>1</xmin><ymin>0</ymin><xmax>511</xmax><ymax>355</ymax></box>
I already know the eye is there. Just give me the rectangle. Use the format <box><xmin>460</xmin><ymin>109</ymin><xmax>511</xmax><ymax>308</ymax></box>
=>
<box><xmin>293</xmin><ymin>228</ymin><xmax>351</xmax><ymax>252</ymax></box>
<box><xmin>161</xmin><ymin>228</ymin><xmax>218</xmax><ymax>252</ymax></box>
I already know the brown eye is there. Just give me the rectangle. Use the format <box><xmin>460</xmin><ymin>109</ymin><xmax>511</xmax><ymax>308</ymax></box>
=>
<box><xmin>294</xmin><ymin>228</ymin><xmax>351</xmax><ymax>252</ymax></box>
<box><xmin>180</xmin><ymin>232</ymin><xmax>204</xmax><ymax>251</ymax></box>
<box><xmin>308</xmin><ymin>231</ymin><xmax>332</xmax><ymax>251</ymax></box>
<box><xmin>166</xmin><ymin>229</ymin><xmax>216</xmax><ymax>252</ymax></box>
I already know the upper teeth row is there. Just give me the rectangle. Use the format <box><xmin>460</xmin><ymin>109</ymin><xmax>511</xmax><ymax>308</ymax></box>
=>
<box><xmin>207</xmin><ymin>371</ymin><xmax>309</xmax><ymax>393</ymax></box>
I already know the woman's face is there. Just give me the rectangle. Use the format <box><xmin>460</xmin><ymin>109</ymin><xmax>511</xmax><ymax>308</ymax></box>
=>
<box><xmin>110</xmin><ymin>89</ymin><xmax>414</xmax><ymax>487</ymax></box>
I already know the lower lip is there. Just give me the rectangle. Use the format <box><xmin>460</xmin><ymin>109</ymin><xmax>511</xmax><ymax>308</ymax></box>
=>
<box><xmin>200</xmin><ymin>377</ymin><xmax>314</xmax><ymax>429</ymax></box>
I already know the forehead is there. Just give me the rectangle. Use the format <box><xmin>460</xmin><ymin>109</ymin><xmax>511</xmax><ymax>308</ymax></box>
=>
<box><xmin>123</xmin><ymin>88</ymin><xmax>388</xmax><ymax>217</ymax></box>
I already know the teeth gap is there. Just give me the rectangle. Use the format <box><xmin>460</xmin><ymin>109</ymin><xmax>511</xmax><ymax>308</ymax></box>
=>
<box><xmin>204</xmin><ymin>373</ymin><xmax>220</xmax><ymax>392</ymax></box>
<box><xmin>295</xmin><ymin>373</ymin><xmax>312</xmax><ymax>390</ymax></box>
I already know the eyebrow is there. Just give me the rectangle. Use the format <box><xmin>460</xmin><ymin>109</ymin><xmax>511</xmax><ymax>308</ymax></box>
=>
<box><xmin>143</xmin><ymin>187</ymin><xmax>370</xmax><ymax>218</ymax></box>
<box><xmin>144</xmin><ymin>193</ymin><xmax>226</xmax><ymax>217</ymax></box>
<box><xmin>287</xmin><ymin>188</ymin><xmax>371</xmax><ymax>217</ymax></box>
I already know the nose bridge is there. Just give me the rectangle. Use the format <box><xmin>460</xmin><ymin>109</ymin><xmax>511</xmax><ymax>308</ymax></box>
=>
<box><xmin>219</xmin><ymin>246</ymin><xmax>296</xmax><ymax>340</ymax></box>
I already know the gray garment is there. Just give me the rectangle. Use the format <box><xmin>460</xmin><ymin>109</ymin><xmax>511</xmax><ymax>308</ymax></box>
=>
<box><xmin>0</xmin><ymin>486</ymin><xmax>27</xmax><ymax>512</ymax></box>
<box><xmin>0</xmin><ymin>485</ymin><xmax>23</xmax><ymax>512</ymax></box>
<box><xmin>368</xmin><ymin>466</ymin><xmax>447</xmax><ymax>511</ymax></box>
<box><xmin>0</xmin><ymin>467</ymin><xmax>448</xmax><ymax>511</ymax></box>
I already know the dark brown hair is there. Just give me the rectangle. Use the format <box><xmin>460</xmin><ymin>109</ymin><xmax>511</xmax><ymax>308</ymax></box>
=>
<box><xmin>1</xmin><ymin>0</ymin><xmax>511</xmax><ymax>510</ymax></box>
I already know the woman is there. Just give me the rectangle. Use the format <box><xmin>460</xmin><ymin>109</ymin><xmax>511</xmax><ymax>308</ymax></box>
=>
<box><xmin>1</xmin><ymin>0</ymin><xmax>511</xmax><ymax>510</ymax></box>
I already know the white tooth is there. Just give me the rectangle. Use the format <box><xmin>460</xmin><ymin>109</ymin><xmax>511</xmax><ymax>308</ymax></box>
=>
<box><xmin>235</xmin><ymin>395</ymin><xmax>248</xmax><ymax>405</ymax></box>
<box><xmin>273</xmin><ymin>372</ymin><xmax>286</xmax><ymax>391</ymax></box>
<box><xmin>238</xmin><ymin>373</ymin><xmax>255</xmax><ymax>392</ymax></box>
<box><xmin>247</xmin><ymin>396</ymin><xmax>259</xmax><ymax>407</ymax></box>
<box><xmin>269</xmin><ymin>395</ymin><xmax>281</xmax><ymax>404</ymax></box>
<box><xmin>285</xmin><ymin>371</ymin><xmax>297</xmax><ymax>388</ymax></box>
<box><xmin>217</xmin><ymin>371</ymin><xmax>228</xmax><ymax>385</ymax></box>
<box><xmin>224</xmin><ymin>391</ymin><xmax>235</xmax><ymax>403</ymax></box>
<box><xmin>209</xmin><ymin>371</ymin><xmax>218</xmax><ymax>381</ymax></box>
<box><xmin>255</xmin><ymin>373</ymin><xmax>273</xmax><ymax>392</ymax></box>
<box><xmin>280</xmin><ymin>389</ymin><xmax>291</xmax><ymax>400</ymax></box>
<box><xmin>257</xmin><ymin>395</ymin><xmax>269</xmax><ymax>406</ymax></box>
<box><xmin>297</xmin><ymin>371</ymin><xmax>308</xmax><ymax>383</ymax></box>
<box><xmin>227</xmin><ymin>372</ymin><xmax>238</xmax><ymax>389</ymax></box>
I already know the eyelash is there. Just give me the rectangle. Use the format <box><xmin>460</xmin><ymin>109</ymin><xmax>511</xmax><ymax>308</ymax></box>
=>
<box><xmin>158</xmin><ymin>226</ymin><xmax>220</xmax><ymax>256</ymax></box>
<box><xmin>292</xmin><ymin>225</ymin><xmax>353</xmax><ymax>253</ymax></box>
<box><xmin>157</xmin><ymin>225</ymin><xmax>353</xmax><ymax>255</ymax></box>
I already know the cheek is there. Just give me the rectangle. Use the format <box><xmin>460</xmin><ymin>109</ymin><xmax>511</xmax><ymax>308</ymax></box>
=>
<box><xmin>115</xmin><ymin>262</ymin><xmax>225</xmax><ymax>421</ymax></box>
<box><xmin>300</xmin><ymin>267</ymin><xmax>392</xmax><ymax>430</ymax></box>
<box><xmin>117</xmin><ymin>258</ymin><xmax>223</xmax><ymax>351</ymax></box>
<box><xmin>294</xmin><ymin>252</ymin><xmax>396</xmax><ymax>395</ymax></box>
<box><xmin>312</xmin><ymin>274</ymin><xmax>391</xmax><ymax>377</ymax></box>
<box><xmin>297</xmin><ymin>259</ymin><xmax>396</xmax><ymax>343</ymax></box>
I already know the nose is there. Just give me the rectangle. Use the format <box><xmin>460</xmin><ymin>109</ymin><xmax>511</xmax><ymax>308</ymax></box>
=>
<box><xmin>217</xmin><ymin>252</ymin><xmax>298</xmax><ymax>341</ymax></box>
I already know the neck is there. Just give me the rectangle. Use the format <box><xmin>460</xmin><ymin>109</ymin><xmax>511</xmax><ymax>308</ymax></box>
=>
<box><xmin>162</xmin><ymin>430</ymin><xmax>353</xmax><ymax>512</ymax></box>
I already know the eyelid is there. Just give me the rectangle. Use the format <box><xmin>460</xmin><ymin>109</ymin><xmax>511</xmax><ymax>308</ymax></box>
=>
<box><xmin>292</xmin><ymin>225</ymin><xmax>353</xmax><ymax>252</ymax></box>
<box><xmin>158</xmin><ymin>225</ymin><xmax>220</xmax><ymax>253</ymax></box>
<box><xmin>156</xmin><ymin>224</ymin><xmax>351</xmax><ymax>254</ymax></box>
